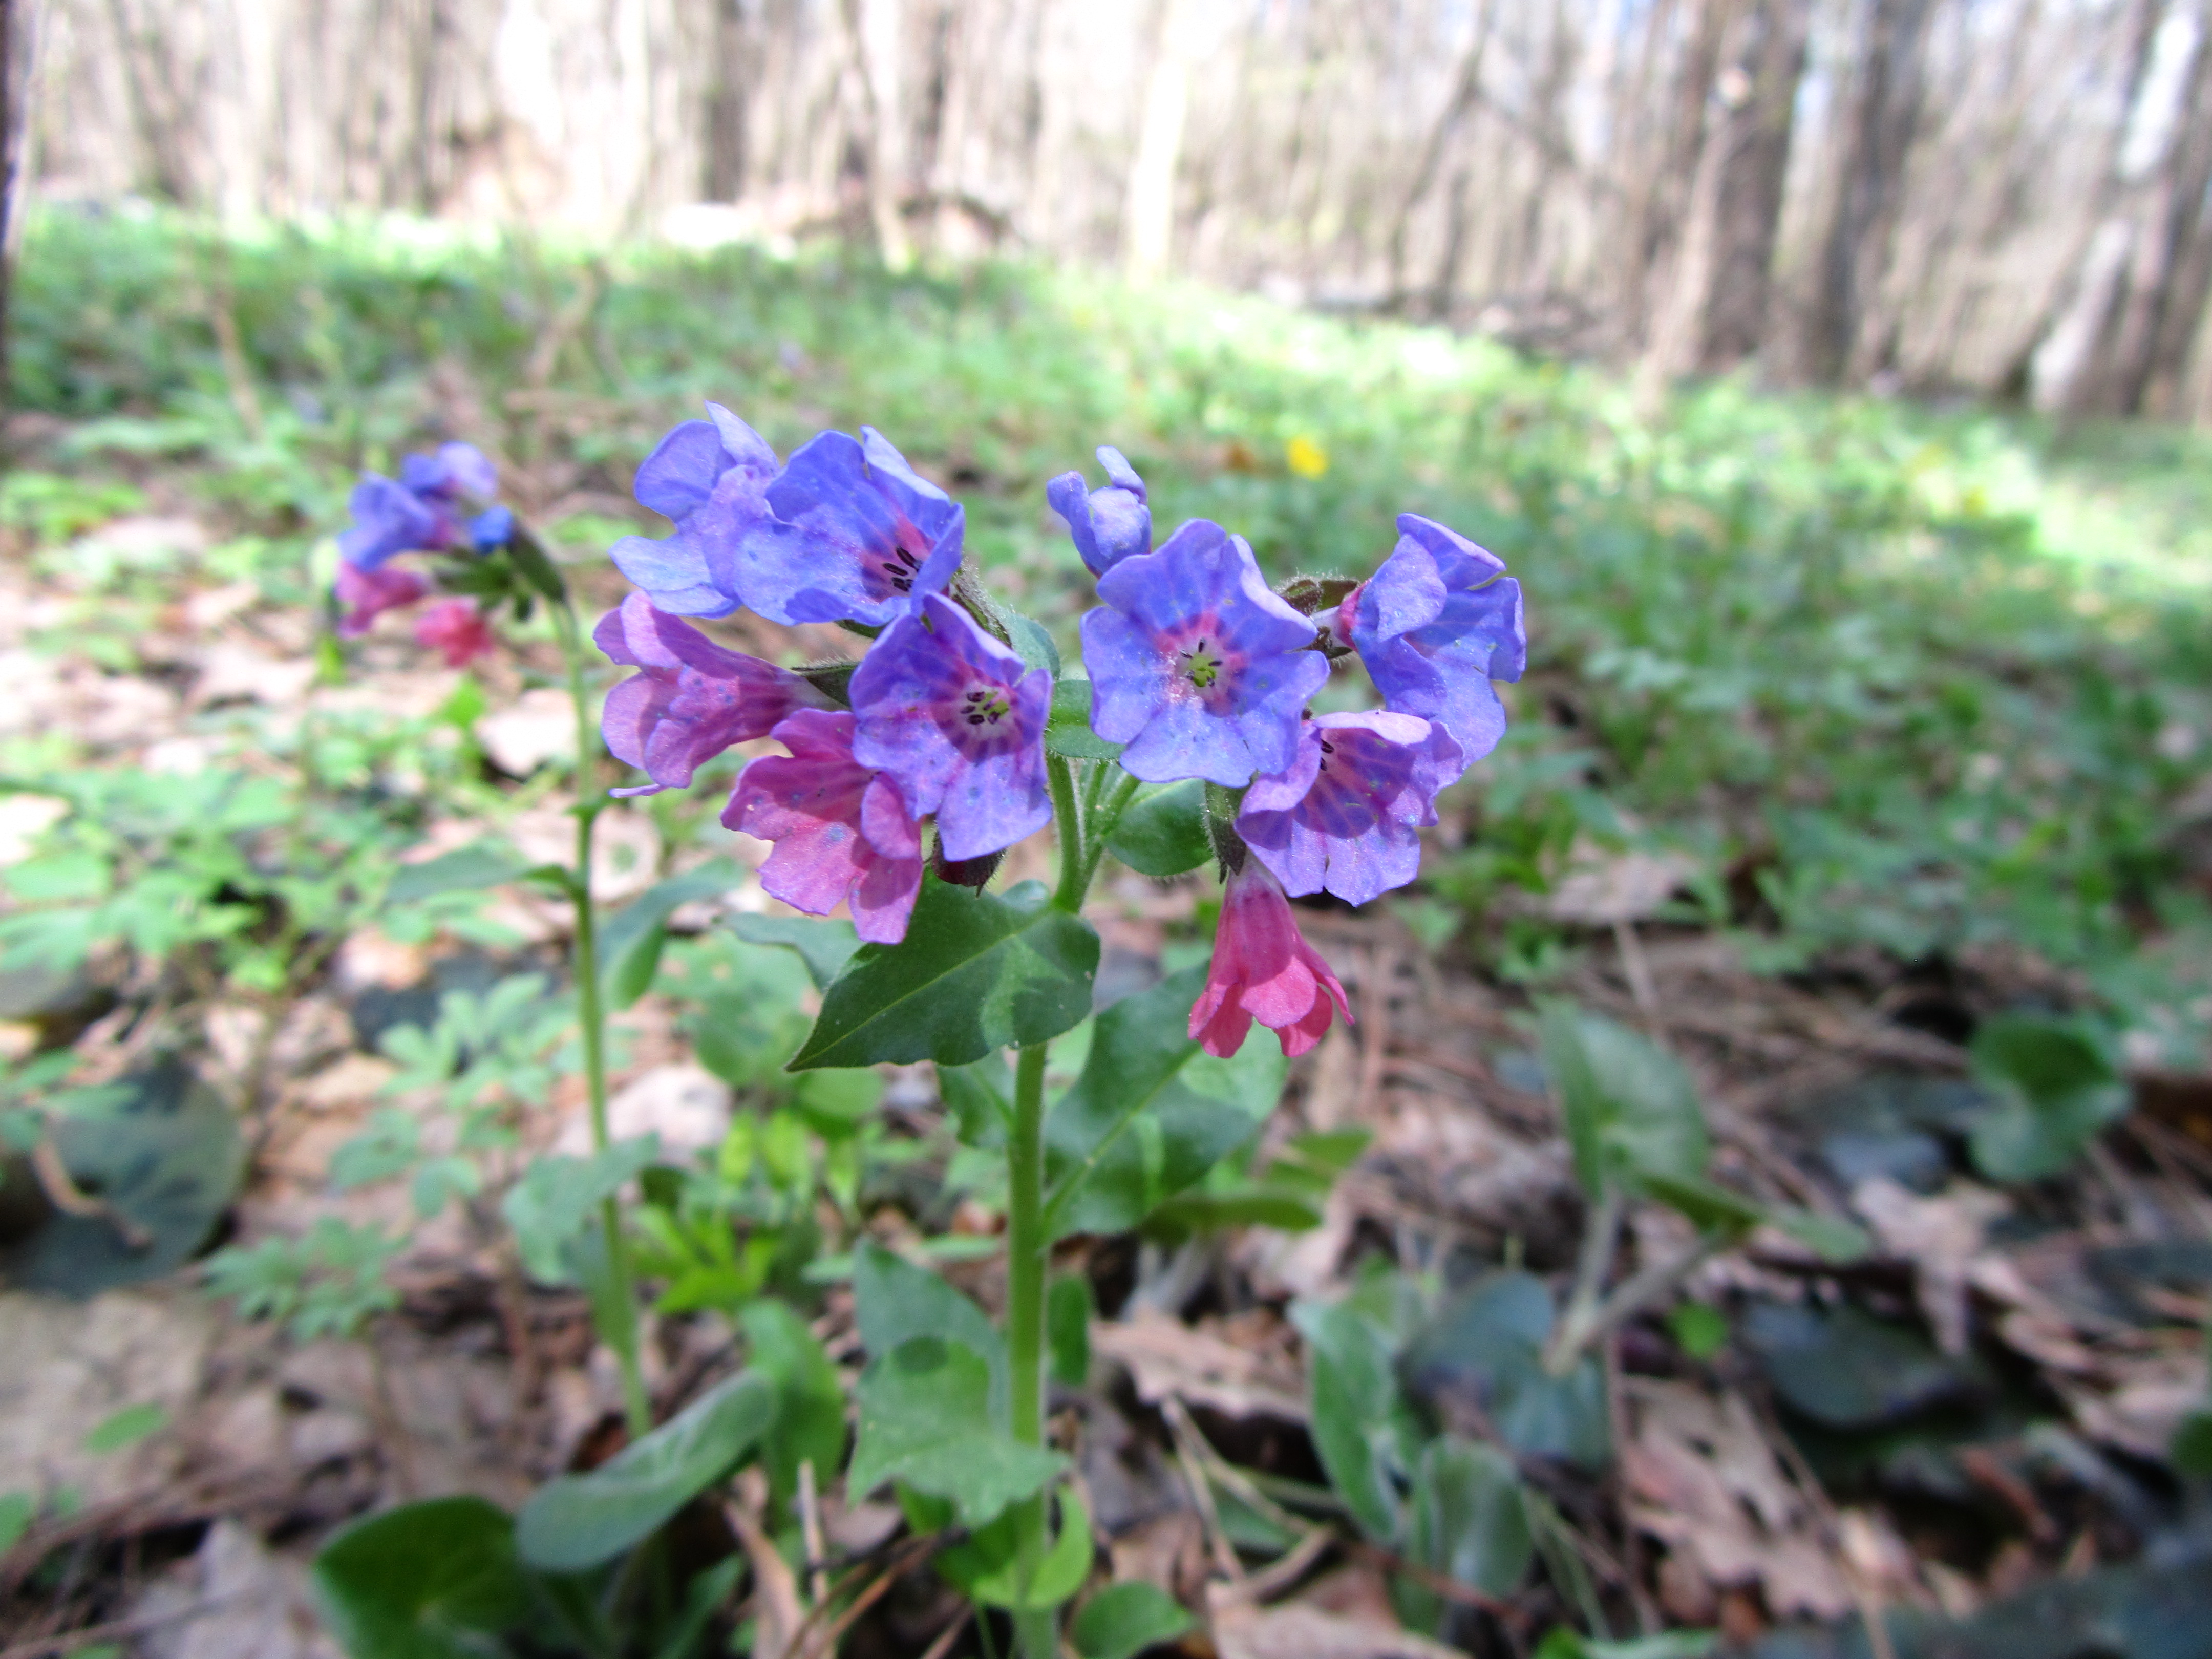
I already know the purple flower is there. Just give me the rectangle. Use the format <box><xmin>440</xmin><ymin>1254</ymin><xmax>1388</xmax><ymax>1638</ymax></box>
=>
<box><xmin>1079</xmin><ymin>520</ymin><xmax>1329</xmax><ymax>786</ymax></box>
<box><xmin>848</xmin><ymin>595</ymin><xmax>1051</xmax><ymax>861</ymax></box>
<box><xmin>1345</xmin><ymin>514</ymin><xmax>1524</xmax><ymax>767</ymax></box>
<box><xmin>594</xmin><ymin>593</ymin><xmax>833</xmax><ymax>798</ymax></box>
<box><xmin>611</xmin><ymin>405</ymin><xmax>963</xmax><ymax>629</ymax></box>
<box><xmin>334</xmin><ymin>560</ymin><xmax>430</xmax><ymax>636</ymax></box>
<box><xmin>1237</xmin><ymin>712</ymin><xmax>1462</xmax><ymax>906</ymax></box>
<box><xmin>1047</xmin><ymin>446</ymin><xmax>1150</xmax><ymax>576</ymax></box>
<box><xmin>471</xmin><ymin>505</ymin><xmax>516</xmax><ymax>551</ymax></box>
<box><xmin>725</xmin><ymin>711</ymin><xmax>923</xmax><ymax>945</ymax></box>
<box><xmin>337</xmin><ymin>442</ymin><xmax>499</xmax><ymax>570</ymax></box>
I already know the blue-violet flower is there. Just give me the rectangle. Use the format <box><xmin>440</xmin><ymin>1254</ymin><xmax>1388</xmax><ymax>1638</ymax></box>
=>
<box><xmin>339</xmin><ymin>442</ymin><xmax>498</xmax><ymax>569</ymax></box>
<box><xmin>1343</xmin><ymin>514</ymin><xmax>1524</xmax><ymax>766</ymax></box>
<box><xmin>595</xmin><ymin>593</ymin><xmax>832</xmax><ymax>798</ymax></box>
<box><xmin>1047</xmin><ymin>446</ymin><xmax>1150</xmax><ymax>576</ymax></box>
<box><xmin>724</xmin><ymin>710</ymin><xmax>923</xmax><ymax>944</ymax></box>
<box><xmin>1237</xmin><ymin>711</ymin><xmax>1462</xmax><ymax>906</ymax></box>
<box><xmin>1080</xmin><ymin>520</ymin><xmax>1329</xmax><ymax>785</ymax></box>
<box><xmin>612</xmin><ymin>405</ymin><xmax>963</xmax><ymax>629</ymax></box>
<box><xmin>849</xmin><ymin>595</ymin><xmax>1051</xmax><ymax>861</ymax></box>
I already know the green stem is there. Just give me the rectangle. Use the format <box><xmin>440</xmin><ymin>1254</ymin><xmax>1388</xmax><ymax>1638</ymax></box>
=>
<box><xmin>1077</xmin><ymin>772</ymin><xmax>1144</xmax><ymax>896</ymax></box>
<box><xmin>557</xmin><ymin>603</ymin><xmax>653</xmax><ymax>1437</ymax></box>
<box><xmin>1006</xmin><ymin>1040</ymin><xmax>1053</xmax><ymax>1658</ymax></box>
<box><xmin>1047</xmin><ymin>756</ymin><xmax>1085</xmax><ymax>911</ymax></box>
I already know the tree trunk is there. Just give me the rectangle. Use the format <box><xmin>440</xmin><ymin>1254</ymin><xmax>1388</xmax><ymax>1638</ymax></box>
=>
<box><xmin>1804</xmin><ymin>0</ymin><xmax>1938</xmax><ymax>382</ymax></box>
<box><xmin>1</xmin><ymin>0</ymin><xmax>13</xmax><ymax>434</ymax></box>
<box><xmin>1699</xmin><ymin>0</ymin><xmax>1811</xmax><ymax>367</ymax></box>
<box><xmin>842</xmin><ymin>0</ymin><xmax>912</xmax><ymax>267</ymax></box>
<box><xmin>1123</xmin><ymin>0</ymin><xmax>1189</xmax><ymax>280</ymax></box>
<box><xmin>1385</xmin><ymin>0</ymin><xmax>1498</xmax><ymax>307</ymax></box>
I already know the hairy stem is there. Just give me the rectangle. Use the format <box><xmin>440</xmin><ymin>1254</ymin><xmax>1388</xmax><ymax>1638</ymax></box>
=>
<box><xmin>1006</xmin><ymin>1039</ymin><xmax>1054</xmax><ymax>1656</ymax></box>
<box><xmin>1047</xmin><ymin>755</ymin><xmax>1085</xmax><ymax>911</ymax></box>
<box><xmin>558</xmin><ymin>603</ymin><xmax>653</xmax><ymax>1437</ymax></box>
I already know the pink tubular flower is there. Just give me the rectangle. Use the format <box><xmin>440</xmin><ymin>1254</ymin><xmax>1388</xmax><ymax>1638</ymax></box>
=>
<box><xmin>413</xmin><ymin>599</ymin><xmax>495</xmax><ymax>667</ymax></box>
<box><xmin>1187</xmin><ymin>863</ymin><xmax>1353</xmax><ymax>1059</ymax></box>
<box><xmin>595</xmin><ymin>593</ymin><xmax>834</xmax><ymax>799</ymax></box>
<box><xmin>335</xmin><ymin>560</ymin><xmax>432</xmax><ymax>638</ymax></box>
<box><xmin>723</xmin><ymin>710</ymin><xmax>924</xmax><ymax>945</ymax></box>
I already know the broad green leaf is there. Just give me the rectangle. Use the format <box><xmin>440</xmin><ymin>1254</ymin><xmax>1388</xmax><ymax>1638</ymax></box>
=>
<box><xmin>501</xmin><ymin>1138</ymin><xmax>661</xmax><ymax>1284</ymax></box>
<box><xmin>1538</xmin><ymin>1002</ymin><xmax>1708</xmax><ymax>1198</ymax></box>
<box><xmin>1768</xmin><ymin>1206</ymin><xmax>1871</xmax><ymax>1263</ymax></box>
<box><xmin>1399</xmin><ymin>1271</ymin><xmax>1610</xmax><ymax>1471</ymax></box>
<box><xmin>1071</xmin><ymin>1581</ymin><xmax>1195</xmax><ymax>1659</ymax></box>
<box><xmin>727</xmin><ymin>912</ymin><xmax>861</xmax><ymax>990</ymax></box>
<box><xmin>791</xmin><ymin>1067</ymin><xmax>884</xmax><ymax>1135</ymax></box>
<box><xmin>312</xmin><ymin>1496</ymin><xmax>532</xmax><ymax>1659</ymax></box>
<box><xmin>1669</xmin><ymin>1302</ymin><xmax>1730</xmax><ymax>1359</ymax></box>
<box><xmin>1048</xmin><ymin>1274</ymin><xmax>1094</xmax><ymax>1387</ymax></box>
<box><xmin>506</xmin><ymin>523</ymin><xmax>571</xmax><ymax>604</ymax></box>
<box><xmin>967</xmin><ymin>1487</ymin><xmax>1094</xmax><ymax>1610</ymax></box>
<box><xmin>1047</xmin><ymin>680</ymin><xmax>1125</xmax><ymax>760</ymax></box>
<box><xmin>1299</xmin><ymin>1296</ymin><xmax>1416</xmax><ymax>1544</ymax></box>
<box><xmin>1042</xmin><ymin>966</ymin><xmax>1287</xmax><ymax>1237</ymax></box>
<box><xmin>386</xmin><ymin>844</ymin><xmax>530</xmax><ymax>904</ymax></box>
<box><xmin>1636</xmin><ymin>1171</ymin><xmax>1764</xmax><ymax>1238</ymax></box>
<box><xmin>853</xmin><ymin>1240</ymin><xmax>1008</xmax><ymax>1418</ymax></box>
<box><xmin>1534</xmin><ymin>1632</ymin><xmax>1718</xmax><ymax>1659</ymax></box>
<box><xmin>790</xmin><ymin>878</ymin><xmax>1099</xmax><ymax>1070</ymax></box>
<box><xmin>1396</xmin><ymin>1437</ymin><xmax>1532</xmax><ymax>1633</ymax></box>
<box><xmin>83</xmin><ymin>1402</ymin><xmax>167</xmax><ymax>1454</ymax></box>
<box><xmin>598</xmin><ymin>864</ymin><xmax>740</xmax><ymax>1010</ymax></box>
<box><xmin>1105</xmin><ymin>780</ymin><xmax>1211</xmax><ymax>877</ymax></box>
<box><xmin>1005</xmin><ymin>611</ymin><xmax>1062</xmax><ymax>677</ymax></box>
<box><xmin>2175</xmin><ymin>1410</ymin><xmax>2212</xmax><ymax>1477</ymax></box>
<box><xmin>516</xmin><ymin>1370</ymin><xmax>777</xmax><ymax>1569</ymax></box>
<box><xmin>1968</xmin><ymin>1014</ymin><xmax>2129</xmax><ymax>1183</ymax></box>
<box><xmin>845</xmin><ymin>1336</ymin><xmax>1066</xmax><ymax>1527</ymax></box>
<box><xmin>739</xmin><ymin>1300</ymin><xmax>848</xmax><ymax>1511</ymax></box>
<box><xmin>939</xmin><ymin>1053</ymin><xmax>1013</xmax><ymax>1148</ymax></box>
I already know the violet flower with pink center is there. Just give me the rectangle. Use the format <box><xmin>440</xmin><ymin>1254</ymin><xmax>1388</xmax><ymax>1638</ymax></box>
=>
<box><xmin>414</xmin><ymin>599</ymin><xmax>495</xmax><ymax>668</ymax></box>
<box><xmin>594</xmin><ymin>592</ymin><xmax>832</xmax><ymax>798</ymax></box>
<box><xmin>1237</xmin><ymin>711</ymin><xmax>1462</xmax><ymax>906</ymax></box>
<box><xmin>1187</xmin><ymin>863</ymin><xmax>1353</xmax><ymax>1059</ymax></box>
<box><xmin>724</xmin><ymin>710</ymin><xmax>923</xmax><ymax>945</ymax></box>
<box><xmin>339</xmin><ymin>442</ymin><xmax>498</xmax><ymax>570</ymax></box>
<box><xmin>1345</xmin><ymin>514</ymin><xmax>1525</xmax><ymax>767</ymax></box>
<box><xmin>1046</xmin><ymin>446</ymin><xmax>1150</xmax><ymax>576</ymax></box>
<box><xmin>612</xmin><ymin>405</ymin><xmax>963</xmax><ymax>628</ymax></box>
<box><xmin>334</xmin><ymin>560</ymin><xmax>431</xmax><ymax>637</ymax></box>
<box><xmin>849</xmin><ymin>595</ymin><xmax>1051</xmax><ymax>861</ymax></box>
<box><xmin>1080</xmin><ymin>520</ymin><xmax>1329</xmax><ymax>786</ymax></box>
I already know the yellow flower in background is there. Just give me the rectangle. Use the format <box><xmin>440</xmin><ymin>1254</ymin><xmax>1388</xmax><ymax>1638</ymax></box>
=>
<box><xmin>1286</xmin><ymin>435</ymin><xmax>1329</xmax><ymax>479</ymax></box>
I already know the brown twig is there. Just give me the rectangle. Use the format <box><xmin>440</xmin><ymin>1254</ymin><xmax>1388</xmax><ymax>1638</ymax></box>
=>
<box><xmin>780</xmin><ymin>1533</ymin><xmax>943</xmax><ymax>1659</ymax></box>
<box><xmin>0</xmin><ymin>1591</ymin><xmax>245</xmax><ymax>1659</ymax></box>
<box><xmin>914</xmin><ymin>1605</ymin><xmax>971</xmax><ymax>1659</ymax></box>
<box><xmin>26</xmin><ymin>1136</ymin><xmax>152</xmax><ymax>1250</ymax></box>
<box><xmin>797</xmin><ymin>1459</ymin><xmax>829</xmax><ymax>1607</ymax></box>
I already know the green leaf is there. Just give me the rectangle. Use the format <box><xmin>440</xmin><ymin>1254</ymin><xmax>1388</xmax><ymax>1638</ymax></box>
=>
<box><xmin>506</xmin><ymin>523</ymin><xmax>571</xmax><ymax>604</ymax></box>
<box><xmin>1399</xmin><ymin>1271</ymin><xmax>1611</xmax><ymax>1471</ymax></box>
<box><xmin>967</xmin><ymin>1486</ymin><xmax>1095</xmax><ymax>1610</ymax></box>
<box><xmin>1049</xmin><ymin>1274</ymin><xmax>1094</xmax><ymax>1387</ymax></box>
<box><xmin>1636</xmin><ymin>1171</ymin><xmax>1763</xmax><ymax>1238</ymax></box>
<box><xmin>727</xmin><ymin>913</ymin><xmax>861</xmax><ymax>991</ymax></box>
<box><xmin>1968</xmin><ymin>1014</ymin><xmax>2129</xmax><ymax>1183</ymax></box>
<box><xmin>790</xmin><ymin>878</ymin><xmax>1099</xmax><ymax>1070</ymax></box>
<box><xmin>1047</xmin><ymin>680</ymin><xmax>1125</xmax><ymax>760</ymax></box>
<box><xmin>1668</xmin><ymin>1302</ymin><xmax>1730</xmax><ymax>1359</ymax></box>
<box><xmin>312</xmin><ymin>1496</ymin><xmax>533</xmax><ymax>1659</ymax></box>
<box><xmin>516</xmin><ymin>1370</ymin><xmax>778</xmax><ymax>1570</ymax></box>
<box><xmin>739</xmin><ymin>1300</ymin><xmax>848</xmax><ymax>1511</ymax></box>
<box><xmin>386</xmin><ymin>844</ymin><xmax>529</xmax><ymax>904</ymax></box>
<box><xmin>1538</xmin><ymin>1002</ymin><xmax>1708</xmax><ymax>1198</ymax></box>
<box><xmin>501</xmin><ymin>1138</ymin><xmax>661</xmax><ymax>1284</ymax></box>
<box><xmin>1768</xmin><ymin>1207</ymin><xmax>1871</xmax><ymax>1263</ymax></box>
<box><xmin>939</xmin><ymin>1053</ymin><xmax>1013</xmax><ymax>1148</ymax></box>
<box><xmin>82</xmin><ymin>1402</ymin><xmax>167</xmax><ymax>1454</ymax></box>
<box><xmin>1396</xmin><ymin>1437</ymin><xmax>1531</xmax><ymax>1633</ymax></box>
<box><xmin>1105</xmin><ymin>780</ymin><xmax>1212</xmax><ymax>877</ymax></box>
<box><xmin>2174</xmin><ymin>1409</ymin><xmax>2212</xmax><ymax>1476</ymax></box>
<box><xmin>1006</xmin><ymin>611</ymin><xmax>1063</xmax><ymax>678</ymax></box>
<box><xmin>1300</xmin><ymin>1296</ymin><xmax>1417</xmax><ymax>1544</ymax></box>
<box><xmin>1534</xmin><ymin>1632</ymin><xmax>1719</xmax><ymax>1659</ymax></box>
<box><xmin>845</xmin><ymin>1336</ymin><xmax>1066</xmax><ymax>1527</ymax></box>
<box><xmin>1042</xmin><ymin>966</ymin><xmax>1286</xmax><ymax>1238</ymax></box>
<box><xmin>599</xmin><ymin>864</ymin><xmax>740</xmax><ymax>1010</ymax></box>
<box><xmin>1071</xmin><ymin>1581</ymin><xmax>1195</xmax><ymax>1659</ymax></box>
<box><xmin>853</xmin><ymin>1240</ymin><xmax>1008</xmax><ymax>1418</ymax></box>
<box><xmin>0</xmin><ymin>1493</ymin><xmax>31</xmax><ymax>1555</ymax></box>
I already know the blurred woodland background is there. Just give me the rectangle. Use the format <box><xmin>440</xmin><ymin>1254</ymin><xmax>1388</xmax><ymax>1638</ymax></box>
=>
<box><xmin>15</xmin><ymin>0</ymin><xmax>2212</xmax><ymax>421</ymax></box>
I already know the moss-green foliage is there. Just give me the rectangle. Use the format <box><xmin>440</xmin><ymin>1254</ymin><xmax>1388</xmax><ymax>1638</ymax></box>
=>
<box><xmin>13</xmin><ymin>206</ymin><xmax>2212</xmax><ymax>1043</ymax></box>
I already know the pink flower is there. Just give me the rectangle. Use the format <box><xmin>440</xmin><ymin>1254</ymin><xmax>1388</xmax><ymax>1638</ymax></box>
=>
<box><xmin>413</xmin><ymin>599</ymin><xmax>495</xmax><ymax>667</ymax></box>
<box><xmin>723</xmin><ymin>709</ymin><xmax>924</xmax><ymax>945</ymax></box>
<box><xmin>1187</xmin><ymin>863</ymin><xmax>1353</xmax><ymax>1059</ymax></box>
<box><xmin>335</xmin><ymin>560</ymin><xmax>431</xmax><ymax>638</ymax></box>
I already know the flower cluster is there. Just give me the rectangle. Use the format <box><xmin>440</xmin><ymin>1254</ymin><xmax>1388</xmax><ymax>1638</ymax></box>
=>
<box><xmin>597</xmin><ymin>407</ymin><xmax>1048</xmax><ymax>945</ymax></box>
<box><xmin>333</xmin><ymin>442</ymin><xmax>509</xmax><ymax>665</ymax></box>
<box><xmin>596</xmin><ymin>415</ymin><xmax>1524</xmax><ymax>1056</ymax></box>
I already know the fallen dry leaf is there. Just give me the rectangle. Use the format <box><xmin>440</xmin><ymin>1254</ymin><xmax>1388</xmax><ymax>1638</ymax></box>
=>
<box><xmin>1207</xmin><ymin>1585</ymin><xmax>1462</xmax><ymax>1659</ymax></box>
<box><xmin>1093</xmin><ymin>1308</ymin><xmax>1308</xmax><ymax>1422</ymax></box>
<box><xmin>1851</xmin><ymin>1176</ymin><xmax>2010</xmax><ymax>1355</ymax></box>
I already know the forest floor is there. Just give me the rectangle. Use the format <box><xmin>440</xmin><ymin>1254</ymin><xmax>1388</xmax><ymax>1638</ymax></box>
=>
<box><xmin>0</xmin><ymin>210</ymin><xmax>2209</xmax><ymax>1658</ymax></box>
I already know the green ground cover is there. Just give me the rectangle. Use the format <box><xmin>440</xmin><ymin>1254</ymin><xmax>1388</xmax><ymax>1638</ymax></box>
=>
<box><xmin>10</xmin><ymin>206</ymin><xmax>2211</xmax><ymax>1052</ymax></box>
